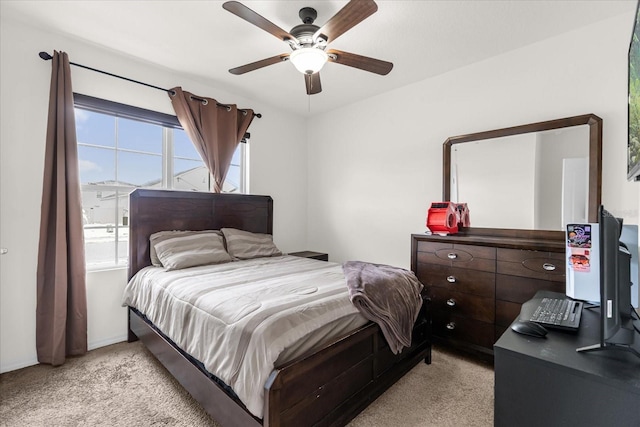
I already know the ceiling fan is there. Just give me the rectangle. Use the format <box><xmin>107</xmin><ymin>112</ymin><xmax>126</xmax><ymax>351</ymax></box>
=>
<box><xmin>222</xmin><ymin>0</ymin><xmax>393</xmax><ymax>95</ymax></box>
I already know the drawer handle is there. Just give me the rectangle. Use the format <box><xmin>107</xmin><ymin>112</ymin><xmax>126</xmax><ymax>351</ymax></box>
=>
<box><xmin>446</xmin><ymin>322</ymin><xmax>456</xmax><ymax>330</ymax></box>
<box><xmin>543</xmin><ymin>263</ymin><xmax>556</xmax><ymax>271</ymax></box>
<box><xmin>447</xmin><ymin>252</ymin><xmax>458</xmax><ymax>259</ymax></box>
<box><xmin>446</xmin><ymin>299</ymin><xmax>456</xmax><ymax>307</ymax></box>
<box><xmin>446</xmin><ymin>275</ymin><xmax>456</xmax><ymax>283</ymax></box>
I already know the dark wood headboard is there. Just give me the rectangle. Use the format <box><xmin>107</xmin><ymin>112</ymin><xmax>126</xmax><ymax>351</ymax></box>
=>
<box><xmin>128</xmin><ymin>189</ymin><xmax>273</xmax><ymax>280</ymax></box>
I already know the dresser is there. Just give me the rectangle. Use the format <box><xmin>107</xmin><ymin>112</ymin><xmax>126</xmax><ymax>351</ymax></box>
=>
<box><xmin>411</xmin><ymin>231</ymin><xmax>566</xmax><ymax>358</ymax></box>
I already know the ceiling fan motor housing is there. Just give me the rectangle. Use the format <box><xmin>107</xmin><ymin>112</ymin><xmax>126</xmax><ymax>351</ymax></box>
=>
<box><xmin>290</xmin><ymin>24</ymin><xmax>321</xmax><ymax>47</ymax></box>
<box><xmin>291</xmin><ymin>8</ymin><xmax>324</xmax><ymax>48</ymax></box>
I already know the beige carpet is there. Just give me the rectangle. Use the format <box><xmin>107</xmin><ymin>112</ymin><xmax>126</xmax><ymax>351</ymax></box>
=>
<box><xmin>0</xmin><ymin>342</ymin><xmax>493</xmax><ymax>426</ymax></box>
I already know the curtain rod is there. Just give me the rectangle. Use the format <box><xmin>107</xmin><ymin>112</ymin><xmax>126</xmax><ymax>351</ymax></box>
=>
<box><xmin>38</xmin><ymin>51</ymin><xmax>262</xmax><ymax>118</ymax></box>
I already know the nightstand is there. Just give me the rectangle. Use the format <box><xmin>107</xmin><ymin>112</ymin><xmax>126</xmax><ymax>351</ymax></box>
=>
<box><xmin>288</xmin><ymin>251</ymin><xmax>329</xmax><ymax>261</ymax></box>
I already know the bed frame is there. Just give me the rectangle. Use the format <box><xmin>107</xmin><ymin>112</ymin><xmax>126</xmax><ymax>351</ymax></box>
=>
<box><xmin>126</xmin><ymin>189</ymin><xmax>432</xmax><ymax>427</ymax></box>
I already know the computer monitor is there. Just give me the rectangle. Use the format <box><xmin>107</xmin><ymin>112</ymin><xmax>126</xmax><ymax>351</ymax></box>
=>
<box><xmin>577</xmin><ymin>205</ymin><xmax>640</xmax><ymax>358</ymax></box>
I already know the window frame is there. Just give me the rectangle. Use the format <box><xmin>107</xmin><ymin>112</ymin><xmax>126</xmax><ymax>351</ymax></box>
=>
<box><xmin>74</xmin><ymin>93</ymin><xmax>247</xmax><ymax>270</ymax></box>
<box><xmin>74</xmin><ymin>93</ymin><xmax>183</xmax><ymax>129</ymax></box>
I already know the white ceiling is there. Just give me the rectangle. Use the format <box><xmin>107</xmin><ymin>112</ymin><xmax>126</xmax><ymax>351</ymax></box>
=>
<box><xmin>2</xmin><ymin>0</ymin><xmax>636</xmax><ymax>116</ymax></box>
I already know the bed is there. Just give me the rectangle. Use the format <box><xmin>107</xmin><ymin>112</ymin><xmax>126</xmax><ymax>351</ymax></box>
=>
<box><xmin>125</xmin><ymin>189</ymin><xmax>432</xmax><ymax>427</ymax></box>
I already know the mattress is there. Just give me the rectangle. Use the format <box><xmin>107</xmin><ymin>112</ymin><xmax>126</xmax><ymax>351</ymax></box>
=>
<box><xmin>122</xmin><ymin>255</ymin><xmax>368</xmax><ymax>418</ymax></box>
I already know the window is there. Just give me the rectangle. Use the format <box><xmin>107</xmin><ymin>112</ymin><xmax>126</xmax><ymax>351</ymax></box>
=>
<box><xmin>74</xmin><ymin>94</ymin><xmax>247</xmax><ymax>269</ymax></box>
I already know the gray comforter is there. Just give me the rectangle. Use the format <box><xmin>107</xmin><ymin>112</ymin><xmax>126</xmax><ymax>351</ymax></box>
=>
<box><xmin>122</xmin><ymin>256</ymin><xmax>368</xmax><ymax>418</ymax></box>
<box><xmin>343</xmin><ymin>261</ymin><xmax>424</xmax><ymax>354</ymax></box>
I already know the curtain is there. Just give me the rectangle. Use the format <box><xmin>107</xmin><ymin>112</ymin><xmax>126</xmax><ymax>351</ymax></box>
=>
<box><xmin>36</xmin><ymin>51</ymin><xmax>87</xmax><ymax>366</ymax></box>
<box><xmin>169</xmin><ymin>87</ymin><xmax>255</xmax><ymax>193</ymax></box>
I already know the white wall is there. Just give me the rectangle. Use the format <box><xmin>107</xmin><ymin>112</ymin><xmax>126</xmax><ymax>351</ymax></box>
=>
<box><xmin>307</xmin><ymin>13</ymin><xmax>640</xmax><ymax>270</ymax></box>
<box><xmin>0</xmin><ymin>17</ymin><xmax>308</xmax><ymax>372</ymax></box>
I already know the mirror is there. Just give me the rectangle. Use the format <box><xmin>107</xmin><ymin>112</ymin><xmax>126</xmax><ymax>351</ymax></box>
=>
<box><xmin>443</xmin><ymin>114</ymin><xmax>602</xmax><ymax>232</ymax></box>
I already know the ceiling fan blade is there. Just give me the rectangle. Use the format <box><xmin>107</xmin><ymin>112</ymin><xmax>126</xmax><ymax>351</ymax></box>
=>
<box><xmin>327</xmin><ymin>49</ymin><xmax>393</xmax><ymax>75</ymax></box>
<box><xmin>223</xmin><ymin>1</ymin><xmax>295</xmax><ymax>42</ymax></box>
<box><xmin>229</xmin><ymin>54</ymin><xmax>290</xmax><ymax>75</ymax></box>
<box><xmin>305</xmin><ymin>73</ymin><xmax>322</xmax><ymax>95</ymax></box>
<box><xmin>313</xmin><ymin>0</ymin><xmax>378</xmax><ymax>44</ymax></box>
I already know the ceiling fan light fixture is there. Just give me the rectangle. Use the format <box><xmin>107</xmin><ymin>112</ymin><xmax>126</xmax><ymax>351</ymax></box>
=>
<box><xmin>289</xmin><ymin>47</ymin><xmax>328</xmax><ymax>75</ymax></box>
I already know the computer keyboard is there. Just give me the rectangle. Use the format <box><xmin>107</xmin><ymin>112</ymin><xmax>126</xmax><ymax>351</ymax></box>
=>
<box><xmin>529</xmin><ymin>297</ymin><xmax>583</xmax><ymax>330</ymax></box>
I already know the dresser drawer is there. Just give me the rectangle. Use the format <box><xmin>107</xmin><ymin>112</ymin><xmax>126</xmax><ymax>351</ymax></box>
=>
<box><xmin>428</xmin><ymin>287</ymin><xmax>494</xmax><ymax>323</ymax></box>
<box><xmin>417</xmin><ymin>263</ymin><xmax>495</xmax><ymax>298</ymax></box>
<box><xmin>432</xmin><ymin>312</ymin><xmax>495</xmax><ymax>349</ymax></box>
<box><xmin>496</xmin><ymin>274</ymin><xmax>566</xmax><ymax>304</ymax></box>
<box><xmin>416</xmin><ymin>244</ymin><xmax>496</xmax><ymax>273</ymax></box>
<box><xmin>497</xmin><ymin>248</ymin><xmax>565</xmax><ymax>282</ymax></box>
<box><xmin>417</xmin><ymin>241</ymin><xmax>496</xmax><ymax>259</ymax></box>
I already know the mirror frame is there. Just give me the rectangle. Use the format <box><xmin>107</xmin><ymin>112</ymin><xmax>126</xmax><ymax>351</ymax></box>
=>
<box><xmin>443</xmin><ymin>114</ymin><xmax>602</xmax><ymax>234</ymax></box>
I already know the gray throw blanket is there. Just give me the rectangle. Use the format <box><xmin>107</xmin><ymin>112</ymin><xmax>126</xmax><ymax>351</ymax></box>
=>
<box><xmin>343</xmin><ymin>261</ymin><xmax>424</xmax><ymax>354</ymax></box>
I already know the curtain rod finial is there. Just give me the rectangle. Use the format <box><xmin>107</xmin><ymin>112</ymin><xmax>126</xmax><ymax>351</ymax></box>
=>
<box><xmin>39</xmin><ymin>51</ymin><xmax>53</xmax><ymax>60</ymax></box>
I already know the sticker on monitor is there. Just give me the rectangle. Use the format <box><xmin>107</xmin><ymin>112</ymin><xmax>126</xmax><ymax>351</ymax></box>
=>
<box><xmin>569</xmin><ymin>248</ymin><xmax>591</xmax><ymax>272</ymax></box>
<box><xmin>567</xmin><ymin>224</ymin><xmax>592</xmax><ymax>248</ymax></box>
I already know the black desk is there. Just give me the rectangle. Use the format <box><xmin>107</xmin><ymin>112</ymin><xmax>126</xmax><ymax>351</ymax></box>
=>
<box><xmin>494</xmin><ymin>291</ymin><xmax>640</xmax><ymax>427</ymax></box>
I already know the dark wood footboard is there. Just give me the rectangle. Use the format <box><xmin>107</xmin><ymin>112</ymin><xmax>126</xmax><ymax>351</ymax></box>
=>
<box><xmin>265</xmin><ymin>312</ymin><xmax>431</xmax><ymax>426</ymax></box>
<box><xmin>129</xmin><ymin>304</ymin><xmax>431</xmax><ymax>427</ymax></box>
